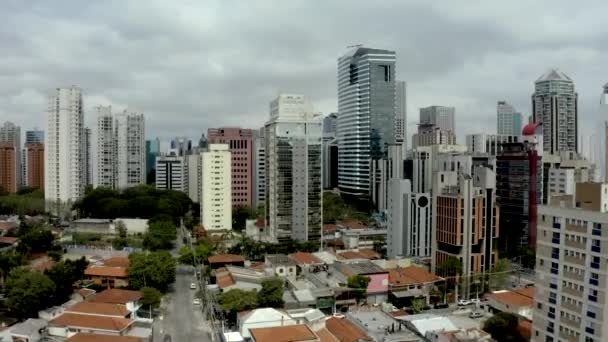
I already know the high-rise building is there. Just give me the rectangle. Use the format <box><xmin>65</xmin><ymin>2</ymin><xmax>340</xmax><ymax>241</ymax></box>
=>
<box><xmin>465</xmin><ymin>133</ymin><xmax>520</xmax><ymax>156</ymax></box>
<box><xmin>25</xmin><ymin>143</ymin><xmax>44</xmax><ymax>190</ymax></box>
<box><xmin>23</xmin><ymin>129</ymin><xmax>44</xmax><ymax>189</ymax></box>
<box><xmin>155</xmin><ymin>154</ymin><xmax>186</xmax><ymax>192</ymax></box>
<box><xmin>497</xmin><ymin>101</ymin><xmax>523</xmax><ymax>136</ymax></box>
<box><xmin>532</xmin><ymin>69</ymin><xmax>578</xmax><ymax>154</ymax></box>
<box><xmin>532</xmin><ymin>182</ymin><xmax>608</xmax><ymax>342</ymax></box>
<box><xmin>323</xmin><ymin>113</ymin><xmax>337</xmax><ymax>135</ymax></box>
<box><xmin>45</xmin><ymin>87</ymin><xmax>84</xmax><ymax>214</ymax></box>
<box><xmin>253</xmin><ymin>128</ymin><xmax>266</xmax><ymax>209</ymax></box>
<box><xmin>198</xmin><ymin>133</ymin><xmax>209</xmax><ymax>150</ymax></box>
<box><xmin>387</xmin><ymin>179</ymin><xmax>431</xmax><ymax>258</ymax></box>
<box><xmin>547</xmin><ymin>159</ymin><xmax>595</xmax><ymax>198</ymax></box>
<box><xmin>208</xmin><ymin>127</ymin><xmax>254</xmax><ymax>208</ymax></box>
<box><xmin>171</xmin><ymin>137</ymin><xmax>192</xmax><ymax>156</ymax></box>
<box><xmin>93</xmin><ymin>106</ymin><xmax>114</xmax><ymax>188</ymax></box>
<box><xmin>395</xmin><ymin>81</ymin><xmax>407</xmax><ymax>147</ymax></box>
<box><xmin>602</xmin><ymin>83</ymin><xmax>608</xmax><ymax>182</ymax></box>
<box><xmin>420</xmin><ymin>106</ymin><xmax>455</xmax><ymax>131</ymax></box>
<box><xmin>25</xmin><ymin>130</ymin><xmax>44</xmax><ymax>144</ymax></box>
<box><xmin>371</xmin><ymin>144</ymin><xmax>404</xmax><ymax>211</ymax></box>
<box><xmin>186</xmin><ymin>153</ymin><xmax>201</xmax><ymax>203</ymax></box>
<box><xmin>201</xmin><ymin>144</ymin><xmax>232</xmax><ymax>231</ymax></box>
<box><xmin>83</xmin><ymin>127</ymin><xmax>92</xmax><ymax>187</ymax></box>
<box><xmin>0</xmin><ymin>122</ymin><xmax>21</xmax><ymax>193</ymax></box>
<box><xmin>322</xmin><ymin>136</ymin><xmax>338</xmax><ymax>190</ymax></box>
<box><xmin>265</xmin><ymin>94</ymin><xmax>322</xmax><ymax>242</ymax></box>
<box><xmin>337</xmin><ymin>47</ymin><xmax>396</xmax><ymax>198</ymax></box>
<box><xmin>146</xmin><ymin>138</ymin><xmax>160</xmax><ymax>178</ymax></box>
<box><xmin>432</xmin><ymin>167</ymin><xmax>499</xmax><ymax>299</ymax></box>
<box><xmin>412</xmin><ymin>106</ymin><xmax>456</xmax><ymax>148</ymax></box>
<box><xmin>115</xmin><ymin>109</ymin><xmax>145</xmax><ymax>189</ymax></box>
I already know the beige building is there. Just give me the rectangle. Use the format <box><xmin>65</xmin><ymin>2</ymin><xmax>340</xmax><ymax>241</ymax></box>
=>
<box><xmin>532</xmin><ymin>182</ymin><xmax>608</xmax><ymax>342</ymax></box>
<box><xmin>201</xmin><ymin>144</ymin><xmax>232</xmax><ymax>231</ymax></box>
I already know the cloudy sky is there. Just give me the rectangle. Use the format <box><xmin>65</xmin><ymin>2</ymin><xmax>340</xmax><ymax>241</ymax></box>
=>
<box><xmin>2</xmin><ymin>0</ymin><xmax>607</xmax><ymax>149</ymax></box>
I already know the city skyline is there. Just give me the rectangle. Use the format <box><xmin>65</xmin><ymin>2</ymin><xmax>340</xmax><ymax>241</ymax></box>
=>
<box><xmin>0</xmin><ymin>2</ymin><xmax>607</xmax><ymax>143</ymax></box>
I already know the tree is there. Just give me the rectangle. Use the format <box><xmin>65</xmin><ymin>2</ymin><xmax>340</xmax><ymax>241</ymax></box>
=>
<box><xmin>518</xmin><ymin>246</ymin><xmax>536</xmax><ymax>269</ymax></box>
<box><xmin>347</xmin><ymin>274</ymin><xmax>370</xmax><ymax>303</ymax></box>
<box><xmin>219</xmin><ymin>288</ymin><xmax>258</xmax><ymax>312</ymax></box>
<box><xmin>141</xmin><ymin>286</ymin><xmax>162</xmax><ymax>309</ymax></box>
<box><xmin>143</xmin><ymin>219</ymin><xmax>177</xmax><ymax>251</ymax></box>
<box><xmin>45</xmin><ymin>257</ymin><xmax>89</xmax><ymax>304</ymax></box>
<box><xmin>0</xmin><ymin>251</ymin><xmax>23</xmax><ymax>285</ymax></box>
<box><xmin>116</xmin><ymin>221</ymin><xmax>127</xmax><ymax>238</ymax></box>
<box><xmin>128</xmin><ymin>251</ymin><xmax>176</xmax><ymax>293</ymax></box>
<box><xmin>232</xmin><ymin>206</ymin><xmax>255</xmax><ymax>231</ymax></box>
<box><xmin>6</xmin><ymin>269</ymin><xmax>56</xmax><ymax>318</ymax></box>
<box><xmin>489</xmin><ymin>258</ymin><xmax>511</xmax><ymax>290</ymax></box>
<box><xmin>372</xmin><ymin>236</ymin><xmax>386</xmax><ymax>257</ymax></box>
<box><xmin>436</xmin><ymin>256</ymin><xmax>462</xmax><ymax>289</ymax></box>
<box><xmin>410</xmin><ymin>298</ymin><xmax>426</xmax><ymax>313</ymax></box>
<box><xmin>257</xmin><ymin>277</ymin><xmax>284</xmax><ymax>308</ymax></box>
<box><xmin>483</xmin><ymin>312</ymin><xmax>526</xmax><ymax>342</ymax></box>
<box><xmin>17</xmin><ymin>228</ymin><xmax>55</xmax><ymax>254</ymax></box>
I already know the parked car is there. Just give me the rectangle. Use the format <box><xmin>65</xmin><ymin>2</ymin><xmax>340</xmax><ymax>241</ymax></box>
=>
<box><xmin>469</xmin><ymin>311</ymin><xmax>484</xmax><ymax>319</ymax></box>
<box><xmin>470</xmin><ymin>298</ymin><xmax>481</xmax><ymax>305</ymax></box>
<box><xmin>434</xmin><ymin>302</ymin><xmax>449</xmax><ymax>309</ymax></box>
<box><xmin>193</xmin><ymin>298</ymin><xmax>201</xmax><ymax>305</ymax></box>
<box><xmin>190</xmin><ymin>282</ymin><xmax>197</xmax><ymax>290</ymax></box>
<box><xmin>457</xmin><ymin>299</ymin><xmax>472</xmax><ymax>306</ymax></box>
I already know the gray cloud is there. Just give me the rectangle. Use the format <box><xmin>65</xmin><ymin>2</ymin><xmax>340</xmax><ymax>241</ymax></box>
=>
<box><xmin>1</xmin><ymin>0</ymin><xmax>607</xmax><ymax>151</ymax></box>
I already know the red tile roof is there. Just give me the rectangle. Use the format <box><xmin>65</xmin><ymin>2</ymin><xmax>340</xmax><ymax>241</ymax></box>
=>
<box><xmin>66</xmin><ymin>301</ymin><xmax>130</xmax><ymax>317</ymax></box>
<box><xmin>337</xmin><ymin>249</ymin><xmax>380</xmax><ymax>260</ymax></box>
<box><xmin>0</xmin><ymin>236</ymin><xmax>18</xmax><ymax>244</ymax></box>
<box><xmin>389</xmin><ymin>266</ymin><xmax>442</xmax><ymax>286</ymax></box>
<box><xmin>208</xmin><ymin>254</ymin><xmax>245</xmax><ymax>264</ymax></box>
<box><xmin>49</xmin><ymin>313</ymin><xmax>133</xmax><ymax>332</ymax></box>
<box><xmin>102</xmin><ymin>257</ymin><xmax>130</xmax><ymax>267</ymax></box>
<box><xmin>326</xmin><ymin>317</ymin><xmax>372</xmax><ymax>342</ymax></box>
<box><xmin>216</xmin><ymin>273</ymin><xmax>235</xmax><ymax>289</ymax></box>
<box><xmin>486</xmin><ymin>287</ymin><xmax>534</xmax><ymax>308</ymax></box>
<box><xmin>288</xmin><ymin>252</ymin><xmax>323</xmax><ymax>265</ymax></box>
<box><xmin>338</xmin><ymin>219</ymin><xmax>367</xmax><ymax>229</ymax></box>
<box><xmin>249</xmin><ymin>324</ymin><xmax>317</xmax><ymax>342</ymax></box>
<box><xmin>67</xmin><ymin>333</ymin><xmax>142</xmax><ymax>342</ymax></box>
<box><xmin>85</xmin><ymin>265</ymin><xmax>127</xmax><ymax>278</ymax></box>
<box><xmin>316</xmin><ymin>328</ymin><xmax>339</xmax><ymax>342</ymax></box>
<box><xmin>0</xmin><ymin>222</ymin><xmax>17</xmax><ymax>230</ymax></box>
<box><xmin>90</xmin><ymin>288</ymin><xmax>142</xmax><ymax>304</ymax></box>
<box><xmin>78</xmin><ymin>288</ymin><xmax>97</xmax><ymax>298</ymax></box>
<box><xmin>518</xmin><ymin>320</ymin><xmax>532</xmax><ymax>340</ymax></box>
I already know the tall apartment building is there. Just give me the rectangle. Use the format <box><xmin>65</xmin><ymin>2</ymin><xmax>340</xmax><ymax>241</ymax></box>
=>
<box><xmin>186</xmin><ymin>153</ymin><xmax>201</xmax><ymax>203</ymax></box>
<box><xmin>208</xmin><ymin>127</ymin><xmax>254</xmax><ymax>208</ymax></box>
<box><xmin>599</xmin><ymin>83</ymin><xmax>608</xmax><ymax>182</ymax></box>
<box><xmin>465</xmin><ymin>133</ymin><xmax>520</xmax><ymax>156</ymax></box>
<box><xmin>532</xmin><ymin>182</ymin><xmax>608</xmax><ymax>342</ymax></box>
<box><xmin>253</xmin><ymin>129</ymin><xmax>266</xmax><ymax>209</ymax></box>
<box><xmin>265</xmin><ymin>94</ymin><xmax>322</xmax><ymax>242</ymax></box>
<box><xmin>25</xmin><ymin>143</ymin><xmax>44</xmax><ymax>190</ymax></box>
<box><xmin>155</xmin><ymin>154</ymin><xmax>186</xmax><ymax>192</ymax></box>
<box><xmin>412</xmin><ymin>106</ymin><xmax>456</xmax><ymax>148</ymax></box>
<box><xmin>0</xmin><ymin>122</ymin><xmax>21</xmax><ymax>193</ymax></box>
<box><xmin>497</xmin><ymin>101</ymin><xmax>523</xmax><ymax>136</ymax></box>
<box><xmin>45</xmin><ymin>87</ymin><xmax>84</xmax><ymax>215</ymax></box>
<box><xmin>395</xmin><ymin>81</ymin><xmax>407</xmax><ymax>146</ymax></box>
<box><xmin>532</xmin><ymin>69</ymin><xmax>578</xmax><ymax>154</ymax></box>
<box><xmin>115</xmin><ymin>110</ymin><xmax>145</xmax><ymax>188</ymax></box>
<box><xmin>547</xmin><ymin>159</ymin><xmax>595</xmax><ymax>198</ymax></box>
<box><xmin>409</xmin><ymin>144</ymin><xmax>468</xmax><ymax>193</ymax></box>
<box><xmin>432</xmin><ymin>167</ymin><xmax>499</xmax><ymax>299</ymax></box>
<box><xmin>82</xmin><ymin>127</ymin><xmax>92</xmax><ymax>187</ymax></box>
<box><xmin>201</xmin><ymin>144</ymin><xmax>232</xmax><ymax>231</ymax></box>
<box><xmin>371</xmin><ymin>144</ymin><xmax>404</xmax><ymax>211</ymax></box>
<box><xmin>337</xmin><ymin>47</ymin><xmax>396</xmax><ymax>198</ymax></box>
<box><xmin>387</xmin><ymin>179</ymin><xmax>432</xmax><ymax>258</ymax></box>
<box><xmin>171</xmin><ymin>137</ymin><xmax>192</xmax><ymax>156</ymax></box>
<box><xmin>420</xmin><ymin>106</ymin><xmax>455</xmax><ymax>131</ymax></box>
<box><xmin>322</xmin><ymin>113</ymin><xmax>338</xmax><ymax>190</ymax></box>
<box><xmin>93</xmin><ymin>106</ymin><xmax>114</xmax><ymax>188</ymax></box>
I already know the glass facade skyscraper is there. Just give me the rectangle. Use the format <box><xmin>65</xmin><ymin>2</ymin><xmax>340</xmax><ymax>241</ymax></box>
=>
<box><xmin>337</xmin><ymin>47</ymin><xmax>396</xmax><ymax>198</ymax></box>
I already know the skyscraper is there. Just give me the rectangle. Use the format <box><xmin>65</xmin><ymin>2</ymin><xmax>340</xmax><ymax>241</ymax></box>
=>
<box><xmin>323</xmin><ymin>113</ymin><xmax>337</xmax><ymax>135</ymax></box>
<box><xmin>602</xmin><ymin>83</ymin><xmax>608</xmax><ymax>182</ymax></box>
<box><xmin>45</xmin><ymin>87</ymin><xmax>84</xmax><ymax>214</ymax></box>
<box><xmin>496</xmin><ymin>101</ymin><xmax>523</xmax><ymax>136</ymax></box>
<box><xmin>25</xmin><ymin>143</ymin><xmax>44</xmax><ymax>190</ymax></box>
<box><xmin>420</xmin><ymin>105</ymin><xmax>455</xmax><ymax>131</ymax></box>
<box><xmin>265</xmin><ymin>94</ymin><xmax>322</xmax><ymax>242</ymax></box>
<box><xmin>395</xmin><ymin>81</ymin><xmax>407</xmax><ymax>146</ymax></box>
<box><xmin>208</xmin><ymin>127</ymin><xmax>254</xmax><ymax>208</ymax></box>
<box><xmin>146</xmin><ymin>138</ymin><xmax>160</xmax><ymax>179</ymax></box>
<box><xmin>337</xmin><ymin>47</ymin><xmax>396</xmax><ymax>198</ymax></box>
<box><xmin>412</xmin><ymin>106</ymin><xmax>456</xmax><ymax>148</ymax></box>
<box><xmin>93</xmin><ymin>105</ymin><xmax>114</xmax><ymax>188</ymax></box>
<box><xmin>25</xmin><ymin>130</ymin><xmax>44</xmax><ymax>144</ymax></box>
<box><xmin>253</xmin><ymin>128</ymin><xmax>266</xmax><ymax>209</ymax></box>
<box><xmin>532</xmin><ymin>69</ymin><xmax>578</xmax><ymax>154</ymax></box>
<box><xmin>201</xmin><ymin>144</ymin><xmax>232</xmax><ymax>231</ymax></box>
<box><xmin>0</xmin><ymin>122</ymin><xmax>21</xmax><ymax>193</ymax></box>
<box><xmin>115</xmin><ymin>109</ymin><xmax>145</xmax><ymax>188</ymax></box>
<box><xmin>155</xmin><ymin>154</ymin><xmax>186</xmax><ymax>192</ymax></box>
<box><xmin>83</xmin><ymin>127</ymin><xmax>92</xmax><ymax>187</ymax></box>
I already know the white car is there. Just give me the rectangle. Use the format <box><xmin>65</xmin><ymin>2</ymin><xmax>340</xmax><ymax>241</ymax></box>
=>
<box><xmin>469</xmin><ymin>311</ymin><xmax>484</xmax><ymax>319</ymax></box>
<box><xmin>190</xmin><ymin>282</ymin><xmax>197</xmax><ymax>290</ymax></box>
<box><xmin>457</xmin><ymin>299</ymin><xmax>472</xmax><ymax>306</ymax></box>
<box><xmin>193</xmin><ymin>298</ymin><xmax>201</xmax><ymax>305</ymax></box>
<box><xmin>470</xmin><ymin>298</ymin><xmax>481</xmax><ymax>305</ymax></box>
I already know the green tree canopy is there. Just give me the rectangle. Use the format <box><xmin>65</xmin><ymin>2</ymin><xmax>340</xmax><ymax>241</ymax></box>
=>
<box><xmin>0</xmin><ymin>251</ymin><xmax>24</xmax><ymax>285</ymax></box>
<box><xmin>483</xmin><ymin>312</ymin><xmax>526</xmax><ymax>342</ymax></box>
<box><xmin>410</xmin><ymin>298</ymin><xmax>426</xmax><ymax>313</ymax></box>
<box><xmin>178</xmin><ymin>243</ymin><xmax>213</xmax><ymax>265</ymax></box>
<box><xmin>143</xmin><ymin>219</ymin><xmax>177</xmax><ymax>251</ymax></box>
<box><xmin>232</xmin><ymin>206</ymin><xmax>256</xmax><ymax>232</ymax></box>
<box><xmin>228</xmin><ymin>237</ymin><xmax>318</xmax><ymax>261</ymax></box>
<box><xmin>141</xmin><ymin>286</ymin><xmax>162</xmax><ymax>309</ymax></box>
<box><xmin>6</xmin><ymin>269</ymin><xmax>56</xmax><ymax>318</ymax></box>
<box><xmin>17</xmin><ymin>228</ymin><xmax>55</xmax><ymax>255</ymax></box>
<box><xmin>45</xmin><ymin>257</ymin><xmax>89</xmax><ymax>304</ymax></box>
<box><xmin>347</xmin><ymin>274</ymin><xmax>370</xmax><ymax>303</ymax></box>
<box><xmin>257</xmin><ymin>277</ymin><xmax>284</xmax><ymax>308</ymax></box>
<box><xmin>0</xmin><ymin>190</ymin><xmax>45</xmax><ymax>216</ymax></box>
<box><xmin>219</xmin><ymin>288</ymin><xmax>258</xmax><ymax>312</ymax></box>
<box><xmin>128</xmin><ymin>251</ymin><xmax>176</xmax><ymax>293</ymax></box>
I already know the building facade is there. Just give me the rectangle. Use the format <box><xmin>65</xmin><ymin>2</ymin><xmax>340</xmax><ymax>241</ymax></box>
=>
<box><xmin>532</xmin><ymin>69</ymin><xmax>578</xmax><ymax>154</ymax></box>
<box><xmin>497</xmin><ymin>101</ymin><xmax>523</xmax><ymax>136</ymax></box>
<box><xmin>395</xmin><ymin>81</ymin><xmax>407</xmax><ymax>147</ymax></box>
<box><xmin>155</xmin><ymin>155</ymin><xmax>186</xmax><ymax>192</ymax></box>
<box><xmin>45</xmin><ymin>87</ymin><xmax>84</xmax><ymax>215</ymax></box>
<box><xmin>465</xmin><ymin>133</ymin><xmax>520</xmax><ymax>156</ymax></box>
<box><xmin>253</xmin><ymin>129</ymin><xmax>266</xmax><ymax>209</ymax></box>
<box><xmin>265</xmin><ymin>94</ymin><xmax>322</xmax><ymax>242</ymax></box>
<box><xmin>93</xmin><ymin>106</ymin><xmax>114</xmax><ymax>188</ymax></box>
<box><xmin>115</xmin><ymin>110</ymin><xmax>145</xmax><ymax>189</ymax></box>
<box><xmin>186</xmin><ymin>153</ymin><xmax>201</xmax><ymax>203</ymax></box>
<box><xmin>420</xmin><ymin>106</ymin><xmax>455</xmax><ymax>131</ymax></box>
<box><xmin>532</xmin><ymin>183</ymin><xmax>608</xmax><ymax>342</ymax></box>
<box><xmin>146</xmin><ymin>138</ymin><xmax>160</xmax><ymax>178</ymax></box>
<box><xmin>201</xmin><ymin>144</ymin><xmax>232</xmax><ymax>231</ymax></box>
<box><xmin>25</xmin><ymin>143</ymin><xmax>44</xmax><ymax>190</ymax></box>
<box><xmin>208</xmin><ymin>127</ymin><xmax>254</xmax><ymax>208</ymax></box>
<box><xmin>0</xmin><ymin>122</ymin><xmax>21</xmax><ymax>193</ymax></box>
<box><xmin>337</xmin><ymin>47</ymin><xmax>396</xmax><ymax>197</ymax></box>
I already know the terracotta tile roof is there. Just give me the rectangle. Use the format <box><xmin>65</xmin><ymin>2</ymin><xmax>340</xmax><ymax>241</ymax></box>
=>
<box><xmin>208</xmin><ymin>254</ymin><xmax>245</xmax><ymax>264</ymax></box>
<box><xmin>249</xmin><ymin>324</ymin><xmax>317</xmax><ymax>342</ymax></box>
<box><xmin>323</xmin><ymin>224</ymin><xmax>337</xmax><ymax>233</ymax></box>
<box><xmin>67</xmin><ymin>333</ymin><xmax>142</xmax><ymax>342</ymax></box>
<box><xmin>358</xmin><ymin>249</ymin><xmax>380</xmax><ymax>259</ymax></box>
<box><xmin>389</xmin><ymin>266</ymin><xmax>442</xmax><ymax>286</ymax></box>
<box><xmin>250</xmin><ymin>261</ymin><xmax>265</xmax><ymax>271</ymax></box>
<box><xmin>217</xmin><ymin>273</ymin><xmax>235</xmax><ymax>289</ymax></box>
<box><xmin>78</xmin><ymin>288</ymin><xmax>97</xmax><ymax>298</ymax></box>
<box><xmin>0</xmin><ymin>236</ymin><xmax>18</xmax><ymax>244</ymax></box>
<box><xmin>85</xmin><ymin>265</ymin><xmax>127</xmax><ymax>278</ymax></box>
<box><xmin>487</xmin><ymin>287</ymin><xmax>534</xmax><ymax>308</ymax></box>
<box><xmin>337</xmin><ymin>249</ymin><xmax>380</xmax><ymax>260</ymax></box>
<box><xmin>102</xmin><ymin>257</ymin><xmax>130</xmax><ymax>268</ymax></box>
<box><xmin>338</xmin><ymin>219</ymin><xmax>366</xmax><ymax>229</ymax></box>
<box><xmin>66</xmin><ymin>301</ymin><xmax>130</xmax><ymax>317</ymax></box>
<box><xmin>316</xmin><ymin>328</ymin><xmax>339</xmax><ymax>342</ymax></box>
<box><xmin>49</xmin><ymin>313</ymin><xmax>133</xmax><ymax>332</ymax></box>
<box><xmin>288</xmin><ymin>252</ymin><xmax>323</xmax><ymax>265</ymax></box>
<box><xmin>0</xmin><ymin>222</ymin><xmax>17</xmax><ymax>230</ymax></box>
<box><xmin>90</xmin><ymin>289</ymin><xmax>142</xmax><ymax>304</ymax></box>
<box><xmin>337</xmin><ymin>251</ymin><xmax>366</xmax><ymax>260</ymax></box>
<box><xmin>326</xmin><ymin>317</ymin><xmax>372</xmax><ymax>342</ymax></box>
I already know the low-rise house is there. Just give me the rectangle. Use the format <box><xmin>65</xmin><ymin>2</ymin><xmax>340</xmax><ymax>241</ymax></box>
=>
<box><xmin>265</xmin><ymin>254</ymin><xmax>297</xmax><ymax>281</ymax></box>
<box><xmin>238</xmin><ymin>308</ymin><xmax>295</xmax><ymax>339</ymax></box>
<box><xmin>334</xmin><ymin>261</ymin><xmax>389</xmax><ymax>304</ymax></box>
<box><xmin>325</xmin><ymin>317</ymin><xmax>372</xmax><ymax>342</ymax></box>
<box><xmin>9</xmin><ymin>318</ymin><xmax>47</xmax><ymax>342</ymax></box>
<box><xmin>426</xmin><ymin>328</ymin><xmax>493</xmax><ymax>342</ymax></box>
<box><xmin>48</xmin><ymin>313</ymin><xmax>135</xmax><ymax>338</ymax></box>
<box><xmin>66</xmin><ymin>333</ymin><xmax>143</xmax><ymax>342</ymax></box>
<box><xmin>249</xmin><ymin>324</ymin><xmax>319</xmax><ymax>342</ymax></box>
<box><xmin>485</xmin><ymin>287</ymin><xmax>534</xmax><ymax>320</ymax></box>
<box><xmin>346</xmin><ymin>309</ymin><xmax>420</xmax><ymax>342</ymax></box>
<box><xmin>208</xmin><ymin>254</ymin><xmax>245</xmax><ymax>269</ymax></box>
<box><xmin>89</xmin><ymin>289</ymin><xmax>143</xmax><ymax>316</ymax></box>
<box><xmin>65</xmin><ymin>301</ymin><xmax>132</xmax><ymax>319</ymax></box>
<box><xmin>84</xmin><ymin>265</ymin><xmax>128</xmax><ymax>288</ymax></box>
<box><xmin>0</xmin><ymin>221</ymin><xmax>18</xmax><ymax>235</ymax></box>
<box><xmin>102</xmin><ymin>257</ymin><xmax>130</xmax><ymax>268</ymax></box>
<box><xmin>288</xmin><ymin>252</ymin><xmax>325</xmax><ymax>274</ymax></box>
<box><xmin>286</xmin><ymin>308</ymin><xmax>326</xmax><ymax>331</ymax></box>
<box><xmin>0</xmin><ymin>236</ymin><xmax>18</xmax><ymax>251</ymax></box>
<box><xmin>388</xmin><ymin>266</ymin><xmax>442</xmax><ymax>307</ymax></box>
<box><xmin>217</xmin><ymin>266</ymin><xmax>266</xmax><ymax>291</ymax></box>
<box><xmin>336</xmin><ymin>249</ymin><xmax>381</xmax><ymax>261</ymax></box>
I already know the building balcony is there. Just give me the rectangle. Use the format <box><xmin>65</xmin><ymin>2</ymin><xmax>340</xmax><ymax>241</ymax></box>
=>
<box><xmin>562</xmin><ymin>301</ymin><xmax>582</xmax><ymax>314</ymax></box>
<box><xmin>559</xmin><ymin>331</ymin><xmax>578</xmax><ymax>342</ymax></box>
<box><xmin>564</xmin><ymin>255</ymin><xmax>585</xmax><ymax>266</ymax></box>
<box><xmin>565</xmin><ymin>239</ymin><xmax>586</xmax><ymax>250</ymax></box>
<box><xmin>562</xmin><ymin>286</ymin><xmax>583</xmax><ymax>298</ymax></box>
<box><xmin>566</xmin><ymin>224</ymin><xmax>587</xmax><ymax>234</ymax></box>
<box><xmin>563</xmin><ymin>270</ymin><xmax>584</xmax><ymax>282</ymax></box>
<box><xmin>560</xmin><ymin>316</ymin><xmax>581</xmax><ymax>330</ymax></box>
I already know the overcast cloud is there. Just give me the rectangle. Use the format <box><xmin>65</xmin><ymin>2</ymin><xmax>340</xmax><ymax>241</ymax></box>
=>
<box><xmin>1</xmin><ymin>0</ymin><xmax>607</xmax><ymax>151</ymax></box>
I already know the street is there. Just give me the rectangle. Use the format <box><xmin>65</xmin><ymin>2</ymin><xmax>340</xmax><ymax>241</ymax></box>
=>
<box><xmin>153</xmin><ymin>264</ymin><xmax>212</xmax><ymax>341</ymax></box>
